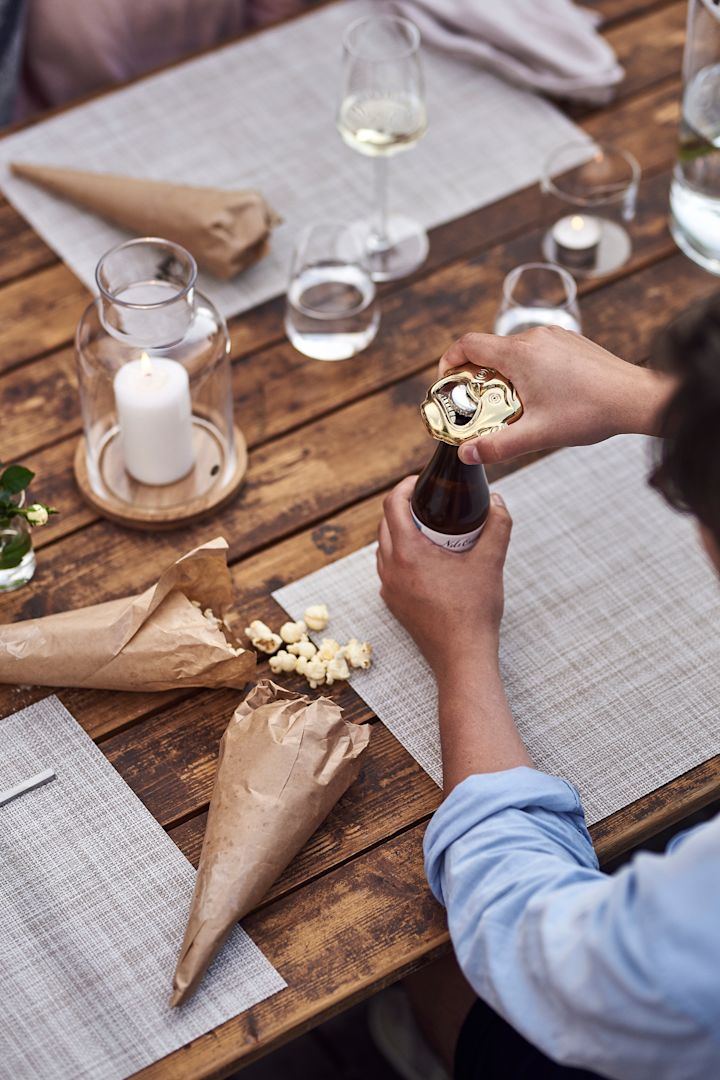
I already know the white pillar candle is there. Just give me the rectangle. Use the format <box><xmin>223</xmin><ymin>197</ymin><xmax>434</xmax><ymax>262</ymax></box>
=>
<box><xmin>551</xmin><ymin>214</ymin><xmax>602</xmax><ymax>269</ymax></box>
<box><xmin>113</xmin><ymin>354</ymin><xmax>195</xmax><ymax>486</ymax></box>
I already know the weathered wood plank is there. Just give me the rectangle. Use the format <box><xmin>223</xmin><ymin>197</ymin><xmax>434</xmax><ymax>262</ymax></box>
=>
<box><xmin>604</xmin><ymin>1</ymin><xmax>685</xmax><ymax>98</ymax></box>
<box><xmin>0</xmin><ymin>263</ymin><xmax>89</xmax><ymax>371</ymax></box>
<box><xmin>596</xmin><ymin>0</ymin><xmax>677</xmax><ymax>22</ymax></box>
<box><xmin>0</xmin><ymin>201</ymin><xmax>56</xmax><ymax>286</ymax></box>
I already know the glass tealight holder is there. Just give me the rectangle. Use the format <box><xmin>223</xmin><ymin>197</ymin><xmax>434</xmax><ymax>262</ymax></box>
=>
<box><xmin>494</xmin><ymin>263</ymin><xmax>582</xmax><ymax>336</ymax></box>
<box><xmin>75</xmin><ymin>237</ymin><xmax>246</xmax><ymax>529</ymax></box>
<box><xmin>541</xmin><ymin>142</ymin><xmax>640</xmax><ymax>278</ymax></box>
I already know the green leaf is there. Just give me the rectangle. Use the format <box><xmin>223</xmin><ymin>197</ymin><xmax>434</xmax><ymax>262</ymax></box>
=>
<box><xmin>0</xmin><ymin>531</ymin><xmax>31</xmax><ymax>570</ymax></box>
<box><xmin>0</xmin><ymin>465</ymin><xmax>34</xmax><ymax>494</ymax></box>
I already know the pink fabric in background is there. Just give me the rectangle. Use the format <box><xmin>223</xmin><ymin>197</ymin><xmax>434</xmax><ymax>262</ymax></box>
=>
<box><xmin>17</xmin><ymin>0</ymin><xmax>312</xmax><ymax>119</ymax></box>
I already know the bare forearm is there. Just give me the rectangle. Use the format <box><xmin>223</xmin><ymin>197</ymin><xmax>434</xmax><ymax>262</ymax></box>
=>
<box><xmin>437</xmin><ymin>649</ymin><xmax>532</xmax><ymax>798</ymax></box>
<box><xmin>620</xmin><ymin>365</ymin><xmax>677</xmax><ymax>437</ymax></box>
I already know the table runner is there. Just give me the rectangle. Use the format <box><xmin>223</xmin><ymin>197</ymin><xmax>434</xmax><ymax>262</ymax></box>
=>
<box><xmin>0</xmin><ymin>0</ymin><xmax>590</xmax><ymax>319</ymax></box>
<box><xmin>274</xmin><ymin>436</ymin><xmax>720</xmax><ymax>825</ymax></box>
<box><xmin>0</xmin><ymin>696</ymin><xmax>285</xmax><ymax>1080</ymax></box>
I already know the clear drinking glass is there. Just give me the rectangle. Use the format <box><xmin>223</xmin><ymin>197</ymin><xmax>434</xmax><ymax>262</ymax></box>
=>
<box><xmin>285</xmin><ymin>222</ymin><xmax>380</xmax><ymax>361</ymax></box>
<box><xmin>494</xmin><ymin>263</ymin><xmax>582</xmax><ymax>336</ymax></box>
<box><xmin>541</xmin><ymin>142</ymin><xmax>640</xmax><ymax>277</ymax></box>
<box><xmin>337</xmin><ymin>14</ymin><xmax>428</xmax><ymax>282</ymax></box>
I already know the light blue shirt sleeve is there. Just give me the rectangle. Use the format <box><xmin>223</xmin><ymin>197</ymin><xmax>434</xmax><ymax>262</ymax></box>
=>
<box><xmin>424</xmin><ymin>767</ymin><xmax>720</xmax><ymax>1080</ymax></box>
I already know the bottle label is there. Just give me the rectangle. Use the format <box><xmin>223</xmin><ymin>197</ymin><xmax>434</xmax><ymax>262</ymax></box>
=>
<box><xmin>411</xmin><ymin>510</ymin><xmax>485</xmax><ymax>552</ymax></box>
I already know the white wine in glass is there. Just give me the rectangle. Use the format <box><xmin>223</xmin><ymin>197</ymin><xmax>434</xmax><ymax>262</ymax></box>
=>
<box><xmin>337</xmin><ymin>14</ymin><xmax>429</xmax><ymax>281</ymax></box>
<box><xmin>338</xmin><ymin>93</ymin><xmax>427</xmax><ymax>156</ymax></box>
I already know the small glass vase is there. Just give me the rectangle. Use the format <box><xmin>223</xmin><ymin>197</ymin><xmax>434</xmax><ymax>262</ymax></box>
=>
<box><xmin>0</xmin><ymin>497</ymin><xmax>37</xmax><ymax>592</ymax></box>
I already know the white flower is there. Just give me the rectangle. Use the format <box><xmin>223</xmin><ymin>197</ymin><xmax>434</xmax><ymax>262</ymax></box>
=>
<box><xmin>26</xmin><ymin>504</ymin><xmax>49</xmax><ymax>526</ymax></box>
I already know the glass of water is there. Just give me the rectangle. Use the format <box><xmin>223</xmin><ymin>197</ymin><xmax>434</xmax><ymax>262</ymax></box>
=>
<box><xmin>285</xmin><ymin>222</ymin><xmax>380</xmax><ymax>361</ymax></box>
<box><xmin>495</xmin><ymin>263</ymin><xmax>582</xmax><ymax>336</ymax></box>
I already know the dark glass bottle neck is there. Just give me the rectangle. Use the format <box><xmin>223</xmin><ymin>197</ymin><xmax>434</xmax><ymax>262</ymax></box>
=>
<box><xmin>426</xmin><ymin>440</ymin><xmax>479</xmax><ymax>483</ymax></box>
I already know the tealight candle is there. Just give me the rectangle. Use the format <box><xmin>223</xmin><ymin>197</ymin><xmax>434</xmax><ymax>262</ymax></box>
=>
<box><xmin>113</xmin><ymin>354</ymin><xmax>195</xmax><ymax>486</ymax></box>
<box><xmin>551</xmin><ymin>214</ymin><xmax>601</xmax><ymax>269</ymax></box>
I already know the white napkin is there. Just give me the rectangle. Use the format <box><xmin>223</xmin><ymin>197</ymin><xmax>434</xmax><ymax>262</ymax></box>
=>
<box><xmin>394</xmin><ymin>0</ymin><xmax>624</xmax><ymax>105</ymax></box>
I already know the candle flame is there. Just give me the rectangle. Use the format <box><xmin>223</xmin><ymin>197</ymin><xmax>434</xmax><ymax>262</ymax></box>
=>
<box><xmin>570</xmin><ymin>215</ymin><xmax>585</xmax><ymax>231</ymax></box>
<box><xmin>140</xmin><ymin>352</ymin><xmax>153</xmax><ymax>377</ymax></box>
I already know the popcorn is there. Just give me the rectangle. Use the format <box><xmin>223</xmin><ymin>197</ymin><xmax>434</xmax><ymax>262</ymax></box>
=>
<box><xmin>269</xmin><ymin>650</ymin><xmax>298</xmax><ymax>674</ymax></box>
<box><xmin>244</xmin><ymin>619</ymin><xmax>282</xmax><ymax>654</ymax></box>
<box><xmin>279</xmin><ymin>620</ymin><xmax>307</xmax><ymax>644</ymax></box>
<box><xmin>242</xmin><ymin>605</ymin><xmax>373</xmax><ymax>688</ymax></box>
<box><xmin>317</xmin><ymin>638</ymin><xmax>341</xmax><ymax>661</ymax></box>
<box><xmin>191</xmin><ymin>600</ymin><xmax>238</xmax><ymax>645</ymax></box>
<box><xmin>339</xmin><ymin>638</ymin><xmax>373</xmax><ymax>670</ymax></box>
<box><xmin>304</xmin><ymin>656</ymin><xmax>328</xmax><ymax>689</ymax></box>
<box><xmin>287</xmin><ymin>638</ymin><xmax>317</xmax><ymax>659</ymax></box>
<box><xmin>295</xmin><ymin>655</ymin><xmax>310</xmax><ymax>677</ymax></box>
<box><xmin>325</xmin><ymin>656</ymin><xmax>350</xmax><ymax>685</ymax></box>
<box><xmin>203</xmin><ymin>607</ymin><xmax>222</xmax><ymax>631</ymax></box>
<box><xmin>303</xmin><ymin>604</ymin><xmax>329</xmax><ymax>632</ymax></box>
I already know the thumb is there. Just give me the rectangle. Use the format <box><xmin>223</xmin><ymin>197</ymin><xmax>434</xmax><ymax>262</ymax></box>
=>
<box><xmin>474</xmin><ymin>492</ymin><xmax>513</xmax><ymax>560</ymax></box>
<box><xmin>458</xmin><ymin>418</ymin><xmax>541</xmax><ymax>466</ymax></box>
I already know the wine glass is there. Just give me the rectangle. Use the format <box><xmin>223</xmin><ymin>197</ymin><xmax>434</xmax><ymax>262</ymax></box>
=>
<box><xmin>337</xmin><ymin>13</ymin><xmax>428</xmax><ymax>282</ymax></box>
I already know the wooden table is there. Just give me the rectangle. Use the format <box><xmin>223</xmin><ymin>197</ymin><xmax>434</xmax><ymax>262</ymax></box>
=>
<box><xmin>1</xmin><ymin>1</ymin><xmax>719</xmax><ymax>1075</ymax></box>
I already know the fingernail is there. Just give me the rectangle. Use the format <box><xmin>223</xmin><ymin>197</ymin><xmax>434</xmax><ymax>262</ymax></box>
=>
<box><xmin>491</xmin><ymin>492</ymin><xmax>505</xmax><ymax>507</ymax></box>
<box><xmin>460</xmin><ymin>444</ymin><xmax>481</xmax><ymax>464</ymax></box>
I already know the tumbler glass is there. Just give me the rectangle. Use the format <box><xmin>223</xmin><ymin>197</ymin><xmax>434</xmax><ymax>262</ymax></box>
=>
<box><xmin>285</xmin><ymin>223</ymin><xmax>380</xmax><ymax>361</ymax></box>
<box><xmin>494</xmin><ymin>263</ymin><xmax>582</xmax><ymax>336</ymax></box>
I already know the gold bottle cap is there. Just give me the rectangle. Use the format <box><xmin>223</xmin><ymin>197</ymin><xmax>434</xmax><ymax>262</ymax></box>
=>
<box><xmin>420</xmin><ymin>365</ymin><xmax>523</xmax><ymax>446</ymax></box>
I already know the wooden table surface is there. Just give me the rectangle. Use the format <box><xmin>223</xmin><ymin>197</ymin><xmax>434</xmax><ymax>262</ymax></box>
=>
<box><xmin>2</xmin><ymin>0</ymin><xmax>719</xmax><ymax>1075</ymax></box>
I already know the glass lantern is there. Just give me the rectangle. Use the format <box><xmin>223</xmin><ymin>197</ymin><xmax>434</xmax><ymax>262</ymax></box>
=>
<box><xmin>74</xmin><ymin>238</ymin><xmax>246</xmax><ymax>528</ymax></box>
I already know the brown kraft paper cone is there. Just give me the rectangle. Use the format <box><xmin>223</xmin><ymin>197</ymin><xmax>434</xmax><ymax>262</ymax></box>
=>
<box><xmin>0</xmin><ymin>537</ymin><xmax>255</xmax><ymax>691</ymax></box>
<box><xmin>10</xmin><ymin>162</ymin><xmax>280</xmax><ymax>279</ymax></box>
<box><xmin>171</xmin><ymin>680</ymin><xmax>371</xmax><ymax>1006</ymax></box>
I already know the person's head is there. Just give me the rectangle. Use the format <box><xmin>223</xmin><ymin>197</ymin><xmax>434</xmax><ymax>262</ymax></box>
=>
<box><xmin>651</xmin><ymin>294</ymin><xmax>720</xmax><ymax>573</ymax></box>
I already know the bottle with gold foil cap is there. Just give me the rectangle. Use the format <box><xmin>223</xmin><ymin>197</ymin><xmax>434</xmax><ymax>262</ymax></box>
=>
<box><xmin>411</xmin><ymin>366</ymin><xmax>523</xmax><ymax>551</ymax></box>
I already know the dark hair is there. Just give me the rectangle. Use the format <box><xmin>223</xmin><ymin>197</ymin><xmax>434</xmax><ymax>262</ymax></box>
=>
<box><xmin>650</xmin><ymin>294</ymin><xmax>720</xmax><ymax>544</ymax></box>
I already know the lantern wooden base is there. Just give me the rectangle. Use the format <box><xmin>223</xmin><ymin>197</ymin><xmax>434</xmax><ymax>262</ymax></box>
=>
<box><xmin>74</xmin><ymin>426</ymin><xmax>248</xmax><ymax>530</ymax></box>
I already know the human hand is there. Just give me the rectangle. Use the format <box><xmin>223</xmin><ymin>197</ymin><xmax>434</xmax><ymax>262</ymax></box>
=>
<box><xmin>439</xmin><ymin>327</ymin><xmax>675</xmax><ymax>465</ymax></box>
<box><xmin>377</xmin><ymin>476</ymin><xmax>512</xmax><ymax>675</ymax></box>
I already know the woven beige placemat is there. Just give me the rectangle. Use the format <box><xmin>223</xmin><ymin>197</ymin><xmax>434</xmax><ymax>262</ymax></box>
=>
<box><xmin>275</xmin><ymin>436</ymin><xmax>720</xmax><ymax>825</ymax></box>
<box><xmin>0</xmin><ymin>696</ymin><xmax>285</xmax><ymax>1080</ymax></box>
